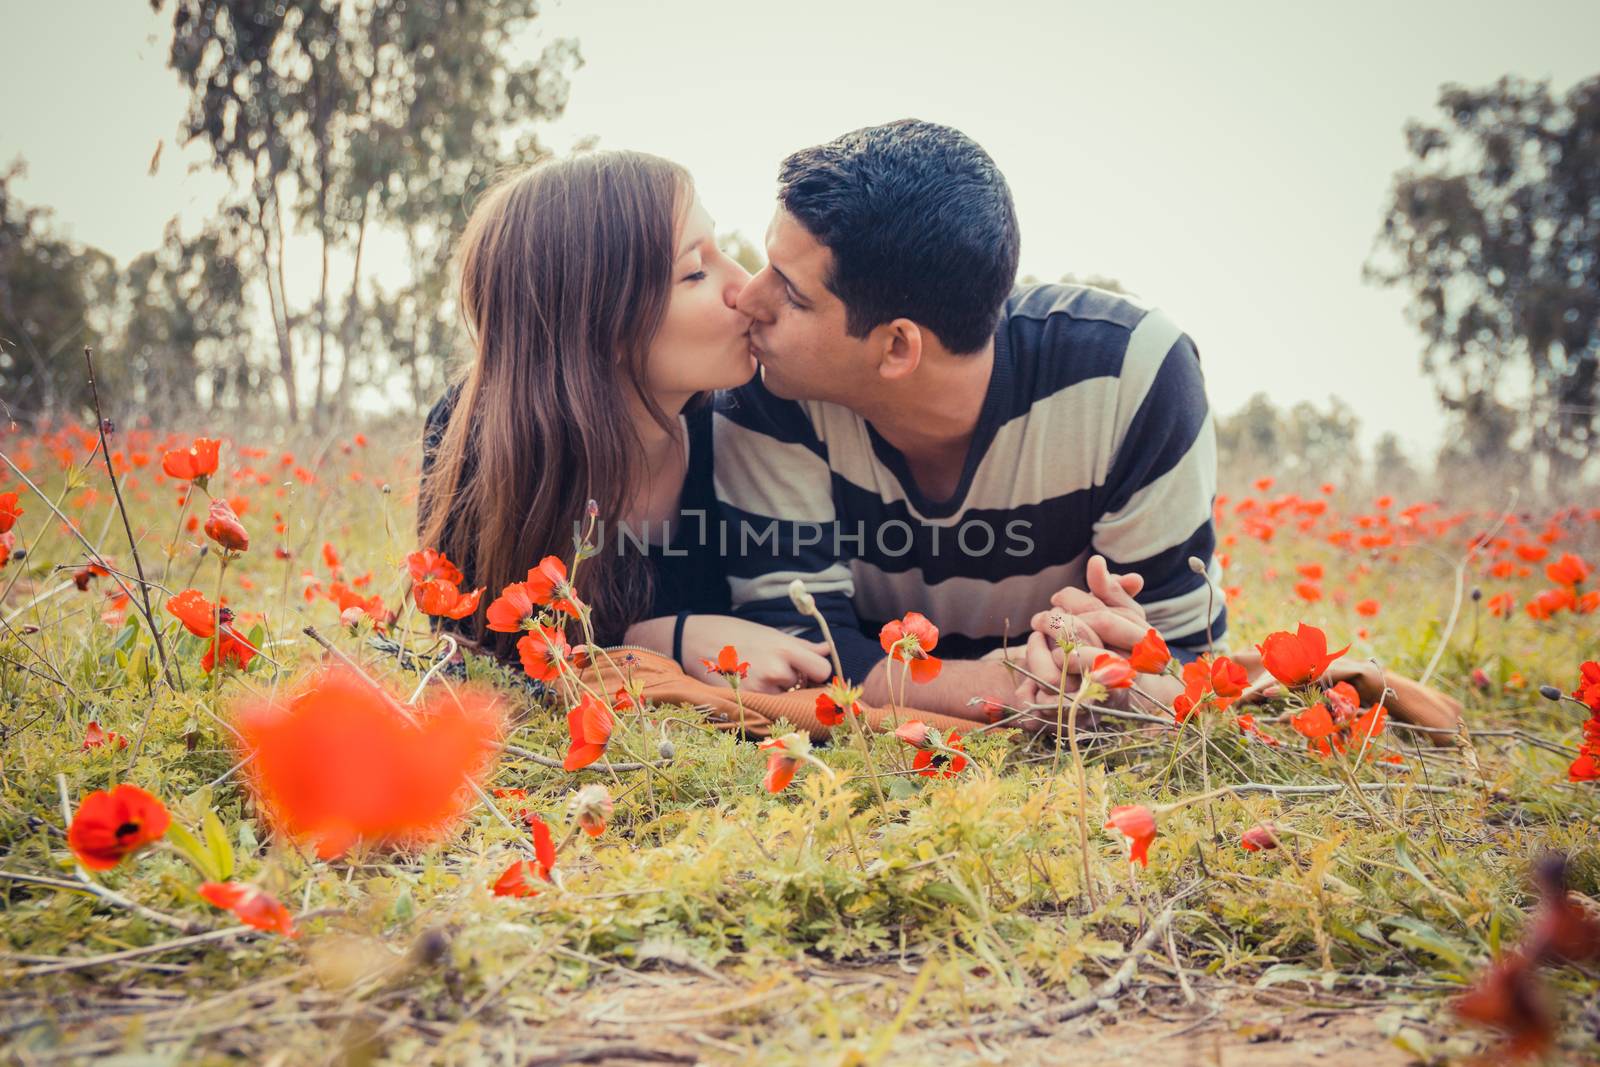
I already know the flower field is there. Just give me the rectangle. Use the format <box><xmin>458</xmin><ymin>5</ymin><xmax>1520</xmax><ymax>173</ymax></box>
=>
<box><xmin>1</xmin><ymin>417</ymin><xmax>1598</xmax><ymax>1064</ymax></box>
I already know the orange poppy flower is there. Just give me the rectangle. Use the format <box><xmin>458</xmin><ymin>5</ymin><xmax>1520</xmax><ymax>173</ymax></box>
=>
<box><xmin>1089</xmin><ymin>653</ymin><xmax>1135</xmax><ymax>690</ymax></box>
<box><xmin>759</xmin><ymin>732</ymin><xmax>811</xmax><ymax>793</ymax></box>
<box><xmin>414</xmin><ymin>578</ymin><xmax>484</xmax><ymax>620</ymax></box>
<box><xmin>1104</xmin><ymin>804</ymin><xmax>1157</xmax><ymax>867</ymax></box>
<box><xmin>0</xmin><ymin>490</ymin><xmax>22</xmax><ymax>534</ymax></box>
<box><xmin>67</xmin><ymin>783</ymin><xmax>170</xmax><ymax>870</ymax></box>
<box><xmin>563</xmin><ymin>693</ymin><xmax>613</xmax><ymax>771</ymax></box>
<box><xmin>1256</xmin><ymin>623</ymin><xmax>1350</xmax><ymax>686</ymax></box>
<box><xmin>485</xmin><ymin>581</ymin><xmax>538</xmax><ymax>633</ymax></box>
<box><xmin>232</xmin><ymin>667</ymin><xmax>504</xmax><ymax>859</ymax></box>
<box><xmin>701</xmin><ymin>645</ymin><xmax>750</xmax><ymax>681</ymax></box>
<box><xmin>879</xmin><ymin>612</ymin><xmax>943</xmax><ymax>683</ymax></box>
<box><xmin>81</xmin><ymin>721</ymin><xmax>128</xmax><ymax>750</ymax></box>
<box><xmin>1128</xmin><ymin>628</ymin><xmax>1171</xmax><ymax>674</ymax></box>
<box><xmin>167</xmin><ymin>587</ymin><xmax>217</xmax><ymax>638</ymax></box>
<box><xmin>522</xmin><ymin>555</ymin><xmax>584</xmax><ymax>618</ymax></box>
<box><xmin>160</xmin><ymin>437</ymin><xmax>220</xmax><ymax>483</ymax></box>
<box><xmin>199</xmin><ymin>882</ymin><xmax>299</xmax><ymax>938</ymax></box>
<box><xmin>406</xmin><ymin>548</ymin><xmax>464</xmax><ymax>587</ymax></box>
<box><xmin>492</xmin><ymin>817</ymin><xmax>558</xmax><ymax>897</ymax></box>
<box><xmin>517</xmin><ymin>625</ymin><xmax>572</xmax><ymax>683</ymax></box>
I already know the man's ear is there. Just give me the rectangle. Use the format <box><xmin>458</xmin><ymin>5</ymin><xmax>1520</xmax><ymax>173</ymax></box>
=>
<box><xmin>876</xmin><ymin>319</ymin><xmax>923</xmax><ymax>381</ymax></box>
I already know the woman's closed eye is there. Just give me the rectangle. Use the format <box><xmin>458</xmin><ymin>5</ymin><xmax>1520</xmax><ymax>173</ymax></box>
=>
<box><xmin>682</xmin><ymin>269</ymin><xmax>707</xmax><ymax>283</ymax></box>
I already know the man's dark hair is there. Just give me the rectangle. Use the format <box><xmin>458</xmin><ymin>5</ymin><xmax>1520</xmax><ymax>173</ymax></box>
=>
<box><xmin>777</xmin><ymin>119</ymin><xmax>1020</xmax><ymax>354</ymax></box>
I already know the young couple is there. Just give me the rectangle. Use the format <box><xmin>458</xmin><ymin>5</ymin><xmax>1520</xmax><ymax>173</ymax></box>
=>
<box><xmin>418</xmin><ymin>119</ymin><xmax>1225</xmax><ymax>727</ymax></box>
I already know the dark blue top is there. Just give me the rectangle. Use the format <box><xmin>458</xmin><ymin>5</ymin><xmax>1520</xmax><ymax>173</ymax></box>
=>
<box><xmin>421</xmin><ymin>387</ymin><xmax>730</xmax><ymax>632</ymax></box>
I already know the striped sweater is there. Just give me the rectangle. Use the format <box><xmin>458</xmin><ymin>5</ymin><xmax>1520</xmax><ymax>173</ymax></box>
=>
<box><xmin>713</xmin><ymin>282</ymin><xmax>1226</xmax><ymax>682</ymax></box>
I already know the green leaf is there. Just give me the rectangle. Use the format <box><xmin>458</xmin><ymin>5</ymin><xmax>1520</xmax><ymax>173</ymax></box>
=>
<box><xmin>202</xmin><ymin>809</ymin><xmax>234</xmax><ymax>881</ymax></box>
<box><xmin>167</xmin><ymin>822</ymin><xmax>220</xmax><ymax>882</ymax></box>
<box><xmin>1382</xmin><ymin>916</ymin><xmax>1474</xmax><ymax>970</ymax></box>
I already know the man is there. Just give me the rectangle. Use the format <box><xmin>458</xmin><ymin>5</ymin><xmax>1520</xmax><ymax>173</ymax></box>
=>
<box><xmin>715</xmin><ymin>119</ymin><xmax>1224</xmax><ymax>720</ymax></box>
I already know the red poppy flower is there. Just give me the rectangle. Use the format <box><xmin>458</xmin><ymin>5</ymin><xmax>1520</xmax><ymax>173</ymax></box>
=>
<box><xmin>564</xmin><ymin>693</ymin><xmax>614</xmax><ymax>771</ymax></box>
<box><xmin>485</xmin><ymin>581</ymin><xmax>537</xmax><ymax>633</ymax></box>
<box><xmin>406</xmin><ymin>548</ymin><xmax>464</xmax><ymax>587</ymax></box>
<box><xmin>1486</xmin><ymin>592</ymin><xmax>1515</xmax><ymax>617</ymax></box>
<box><xmin>72</xmin><ymin>559</ymin><xmax>112</xmax><ymax>590</ymax></box>
<box><xmin>517</xmin><ymin>625</ymin><xmax>572</xmax><ymax>684</ymax></box>
<box><xmin>81</xmin><ymin>721</ymin><xmax>128</xmax><ymax>750</ymax></box>
<box><xmin>1527</xmin><ymin>856</ymin><xmax>1600</xmax><ymax>965</ymax></box>
<box><xmin>415</xmin><ymin>578</ymin><xmax>484</xmax><ymax>620</ymax></box>
<box><xmin>1355</xmin><ymin>599</ymin><xmax>1380</xmax><ymax>617</ymax></box>
<box><xmin>1350</xmin><ymin>702</ymin><xmax>1388</xmax><ymax>745</ymax></box>
<box><xmin>1571</xmin><ymin>662</ymin><xmax>1600</xmax><ymax>713</ymax></box>
<box><xmin>1256</xmin><ymin>623</ymin><xmax>1350</xmax><ymax>687</ymax></box>
<box><xmin>1208</xmin><ymin>656</ymin><xmax>1248</xmax><ymax>706</ymax></box>
<box><xmin>1513</xmin><ymin>543</ymin><xmax>1548</xmax><ymax>563</ymax></box>
<box><xmin>1291</xmin><ymin>703</ymin><xmax>1342</xmax><ymax>757</ymax></box>
<box><xmin>1089</xmin><ymin>652</ymin><xmax>1135</xmax><ymax>690</ymax></box>
<box><xmin>167</xmin><ymin>587</ymin><xmax>217</xmax><ymax>638</ymax></box>
<box><xmin>522</xmin><ymin>555</ymin><xmax>584</xmax><ymax>618</ymax></box>
<box><xmin>67</xmin><ymin>783</ymin><xmax>171</xmax><ymax>870</ymax></box>
<box><xmin>1546</xmin><ymin>553</ymin><xmax>1592</xmax><ymax>587</ymax></box>
<box><xmin>1452</xmin><ymin>951</ymin><xmax>1553</xmax><ymax>1060</ymax></box>
<box><xmin>0</xmin><ymin>490</ymin><xmax>22</xmax><ymax>534</ymax></box>
<box><xmin>232</xmin><ymin>667</ymin><xmax>505</xmax><ymax>859</ymax></box>
<box><xmin>492</xmin><ymin>818</ymin><xmax>558</xmax><ymax>897</ymax></box>
<box><xmin>198</xmin><ymin>882</ymin><xmax>298</xmax><ymax>938</ymax></box>
<box><xmin>204</xmin><ymin>498</ymin><xmax>249</xmax><ymax>554</ymax></box>
<box><xmin>1294</xmin><ymin>581</ymin><xmax>1323</xmax><ymax>603</ymax></box>
<box><xmin>879</xmin><ymin>611</ymin><xmax>943</xmax><ymax>683</ymax></box>
<box><xmin>201</xmin><ymin>626</ymin><xmax>258</xmax><ymax>674</ymax></box>
<box><xmin>161</xmin><ymin>437</ymin><xmax>221</xmax><ymax>483</ymax></box>
<box><xmin>759</xmin><ymin>732</ymin><xmax>810</xmax><ymax>793</ymax></box>
<box><xmin>912</xmin><ymin>732</ymin><xmax>967</xmax><ymax>778</ymax></box>
<box><xmin>1128</xmin><ymin>628</ymin><xmax>1171</xmax><ymax>674</ymax></box>
<box><xmin>701</xmin><ymin>645</ymin><xmax>750</xmax><ymax>681</ymax></box>
<box><xmin>1104</xmin><ymin>804</ymin><xmax>1157</xmax><ymax>867</ymax></box>
<box><xmin>1240</xmin><ymin>825</ymin><xmax>1280</xmax><ymax>851</ymax></box>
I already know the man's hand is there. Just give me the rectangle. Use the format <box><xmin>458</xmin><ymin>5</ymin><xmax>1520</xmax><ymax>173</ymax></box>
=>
<box><xmin>1030</xmin><ymin>554</ymin><xmax>1150</xmax><ymax>654</ymax></box>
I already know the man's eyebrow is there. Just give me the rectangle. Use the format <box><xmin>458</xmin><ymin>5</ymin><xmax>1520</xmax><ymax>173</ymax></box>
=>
<box><xmin>769</xmin><ymin>263</ymin><xmax>810</xmax><ymax>303</ymax></box>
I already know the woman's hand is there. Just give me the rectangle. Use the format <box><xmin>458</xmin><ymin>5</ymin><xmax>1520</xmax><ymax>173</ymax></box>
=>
<box><xmin>678</xmin><ymin>615</ymin><xmax>833</xmax><ymax>693</ymax></box>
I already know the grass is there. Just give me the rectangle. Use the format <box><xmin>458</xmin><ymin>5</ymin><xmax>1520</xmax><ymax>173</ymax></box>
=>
<box><xmin>1</xmin><ymin>420</ymin><xmax>1597</xmax><ymax>1065</ymax></box>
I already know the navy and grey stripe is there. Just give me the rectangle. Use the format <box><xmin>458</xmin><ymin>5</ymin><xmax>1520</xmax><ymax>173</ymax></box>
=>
<box><xmin>713</xmin><ymin>282</ymin><xmax>1227</xmax><ymax>683</ymax></box>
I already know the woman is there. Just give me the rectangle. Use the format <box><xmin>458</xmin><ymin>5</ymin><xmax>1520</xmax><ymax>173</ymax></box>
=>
<box><xmin>418</xmin><ymin>150</ymin><xmax>831</xmax><ymax>692</ymax></box>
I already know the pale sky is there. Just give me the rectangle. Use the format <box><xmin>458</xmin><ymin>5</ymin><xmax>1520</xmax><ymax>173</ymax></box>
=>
<box><xmin>3</xmin><ymin>0</ymin><xmax>1598</xmax><ymax>453</ymax></box>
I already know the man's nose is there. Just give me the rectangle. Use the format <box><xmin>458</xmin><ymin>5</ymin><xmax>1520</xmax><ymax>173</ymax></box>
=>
<box><xmin>735</xmin><ymin>270</ymin><xmax>772</xmax><ymax>322</ymax></box>
<box><xmin>723</xmin><ymin>261</ymin><xmax>753</xmax><ymax>309</ymax></box>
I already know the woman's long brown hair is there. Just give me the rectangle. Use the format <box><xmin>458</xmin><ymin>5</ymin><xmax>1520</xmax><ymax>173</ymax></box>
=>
<box><xmin>418</xmin><ymin>150</ymin><xmax>694</xmax><ymax>660</ymax></box>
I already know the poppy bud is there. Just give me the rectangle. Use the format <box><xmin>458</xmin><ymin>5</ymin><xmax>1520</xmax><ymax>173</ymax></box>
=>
<box><xmin>381</xmin><ymin>483</ymin><xmax>391</xmax><ymax>495</ymax></box>
<box><xmin>657</xmin><ymin>738</ymin><xmax>676</xmax><ymax>760</ymax></box>
<box><xmin>586</xmin><ymin>499</ymin><xmax>599</xmax><ymax>519</ymax></box>
<box><xmin>788</xmin><ymin>578</ymin><xmax>816</xmax><ymax>616</ymax></box>
<box><xmin>1470</xmin><ymin>587</ymin><xmax>1482</xmax><ymax>602</ymax></box>
<box><xmin>568</xmin><ymin>784</ymin><xmax>614</xmax><ymax>837</ymax></box>
<box><xmin>1538</xmin><ymin>684</ymin><xmax>1562</xmax><ymax>701</ymax></box>
<box><xmin>1188</xmin><ymin>556</ymin><xmax>1207</xmax><ymax>575</ymax></box>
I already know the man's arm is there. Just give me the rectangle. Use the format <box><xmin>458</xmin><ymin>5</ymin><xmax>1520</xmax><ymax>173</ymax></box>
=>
<box><xmin>713</xmin><ymin>382</ymin><xmax>886</xmax><ymax>684</ymax></box>
<box><xmin>1089</xmin><ymin>313</ymin><xmax>1226</xmax><ymax>660</ymax></box>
